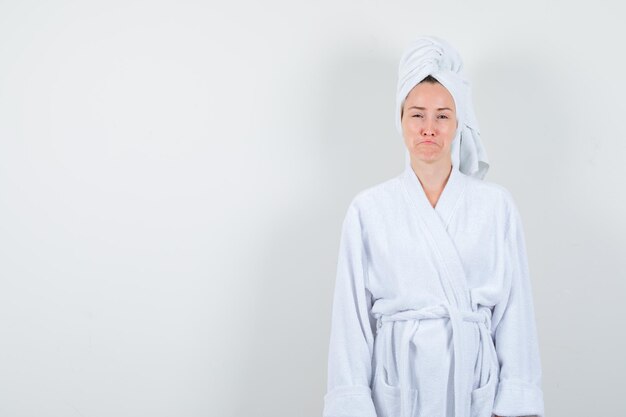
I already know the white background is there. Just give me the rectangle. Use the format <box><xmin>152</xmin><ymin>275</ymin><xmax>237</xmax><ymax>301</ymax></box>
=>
<box><xmin>1</xmin><ymin>1</ymin><xmax>624</xmax><ymax>416</ymax></box>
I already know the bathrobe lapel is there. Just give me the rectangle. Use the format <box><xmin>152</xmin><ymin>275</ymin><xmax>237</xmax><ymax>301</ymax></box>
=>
<box><xmin>399</xmin><ymin>163</ymin><xmax>472</xmax><ymax>312</ymax></box>
<box><xmin>397</xmin><ymin>162</ymin><xmax>482</xmax><ymax>417</ymax></box>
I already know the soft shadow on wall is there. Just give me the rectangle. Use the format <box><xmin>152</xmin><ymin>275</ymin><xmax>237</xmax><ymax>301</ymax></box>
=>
<box><xmin>231</xmin><ymin>40</ymin><xmax>401</xmax><ymax>417</ymax></box>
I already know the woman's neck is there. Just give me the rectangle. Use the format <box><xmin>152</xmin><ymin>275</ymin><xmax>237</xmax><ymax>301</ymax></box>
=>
<box><xmin>410</xmin><ymin>159</ymin><xmax>453</xmax><ymax>208</ymax></box>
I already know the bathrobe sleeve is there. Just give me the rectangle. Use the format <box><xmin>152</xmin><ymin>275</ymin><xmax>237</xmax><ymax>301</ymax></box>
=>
<box><xmin>492</xmin><ymin>202</ymin><xmax>545</xmax><ymax>417</ymax></box>
<box><xmin>323</xmin><ymin>203</ymin><xmax>378</xmax><ymax>417</ymax></box>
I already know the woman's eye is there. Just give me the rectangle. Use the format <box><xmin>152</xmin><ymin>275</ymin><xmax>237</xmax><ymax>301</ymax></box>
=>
<box><xmin>438</xmin><ymin>115</ymin><xmax>448</xmax><ymax>119</ymax></box>
<box><xmin>412</xmin><ymin>114</ymin><xmax>423</xmax><ymax>118</ymax></box>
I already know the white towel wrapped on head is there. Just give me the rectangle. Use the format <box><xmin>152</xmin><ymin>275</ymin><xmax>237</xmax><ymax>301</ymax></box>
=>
<box><xmin>396</xmin><ymin>36</ymin><xmax>490</xmax><ymax>180</ymax></box>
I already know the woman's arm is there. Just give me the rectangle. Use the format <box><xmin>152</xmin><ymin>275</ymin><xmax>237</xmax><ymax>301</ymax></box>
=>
<box><xmin>491</xmin><ymin>200</ymin><xmax>545</xmax><ymax>417</ymax></box>
<box><xmin>322</xmin><ymin>203</ymin><xmax>378</xmax><ymax>417</ymax></box>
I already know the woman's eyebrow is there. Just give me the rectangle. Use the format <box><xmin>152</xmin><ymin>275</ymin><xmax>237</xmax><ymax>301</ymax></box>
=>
<box><xmin>408</xmin><ymin>106</ymin><xmax>453</xmax><ymax>111</ymax></box>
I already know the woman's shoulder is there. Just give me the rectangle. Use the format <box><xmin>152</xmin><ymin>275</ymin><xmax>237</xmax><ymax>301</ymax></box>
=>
<box><xmin>463</xmin><ymin>174</ymin><xmax>521</xmax><ymax>220</ymax></box>
<box><xmin>347</xmin><ymin>173</ymin><xmax>405</xmax><ymax>214</ymax></box>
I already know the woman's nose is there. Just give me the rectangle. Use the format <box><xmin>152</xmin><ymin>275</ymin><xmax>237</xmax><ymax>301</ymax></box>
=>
<box><xmin>421</xmin><ymin>119</ymin><xmax>435</xmax><ymax>136</ymax></box>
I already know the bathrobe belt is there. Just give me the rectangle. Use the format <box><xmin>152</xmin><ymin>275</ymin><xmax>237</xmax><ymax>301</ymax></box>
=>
<box><xmin>376</xmin><ymin>303</ymin><xmax>498</xmax><ymax>417</ymax></box>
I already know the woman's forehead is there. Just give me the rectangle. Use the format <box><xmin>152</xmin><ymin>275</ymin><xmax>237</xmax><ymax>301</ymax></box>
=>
<box><xmin>405</xmin><ymin>82</ymin><xmax>456</xmax><ymax>108</ymax></box>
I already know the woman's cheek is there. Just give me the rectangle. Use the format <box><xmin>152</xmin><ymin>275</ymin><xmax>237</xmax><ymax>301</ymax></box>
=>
<box><xmin>408</xmin><ymin>120</ymin><xmax>420</xmax><ymax>133</ymax></box>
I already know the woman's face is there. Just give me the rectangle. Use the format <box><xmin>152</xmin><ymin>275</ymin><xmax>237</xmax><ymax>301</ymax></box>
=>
<box><xmin>401</xmin><ymin>81</ymin><xmax>458</xmax><ymax>166</ymax></box>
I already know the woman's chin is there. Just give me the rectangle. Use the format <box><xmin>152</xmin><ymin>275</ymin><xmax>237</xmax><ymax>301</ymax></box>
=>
<box><xmin>410</xmin><ymin>152</ymin><xmax>441</xmax><ymax>164</ymax></box>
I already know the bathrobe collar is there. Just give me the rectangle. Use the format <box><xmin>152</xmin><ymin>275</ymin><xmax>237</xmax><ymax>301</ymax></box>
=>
<box><xmin>397</xmin><ymin>162</ymin><xmax>496</xmax><ymax>417</ymax></box>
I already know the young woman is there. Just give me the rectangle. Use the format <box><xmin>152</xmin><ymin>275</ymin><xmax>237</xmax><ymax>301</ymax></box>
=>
<box><xmin>322</xmin><ymin>36</ymin><xmax>545</xmax><ymax>417</ymax></box>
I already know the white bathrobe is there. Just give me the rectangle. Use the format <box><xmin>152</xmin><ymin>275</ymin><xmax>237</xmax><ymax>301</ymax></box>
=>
<box><xmin>322</xmin><ymin>163</ymin><xmax>545</xmax><ymax>417</ymax></box>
